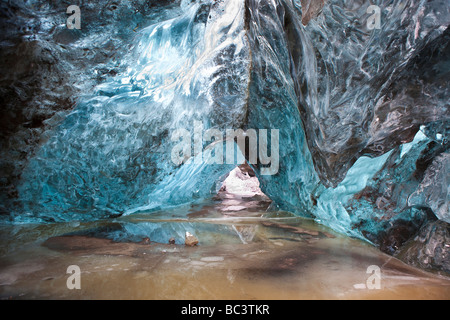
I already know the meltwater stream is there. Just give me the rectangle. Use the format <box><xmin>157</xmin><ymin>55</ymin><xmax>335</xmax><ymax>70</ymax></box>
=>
<box><xmin>1</xmin><ymin>165</ymin><xmax>449</xmax><ymax>299</ymax></box>
<box><xmin>1</xmin><ymin>201</ymin><xmax>449</xmax><ymax>299</ymax></box>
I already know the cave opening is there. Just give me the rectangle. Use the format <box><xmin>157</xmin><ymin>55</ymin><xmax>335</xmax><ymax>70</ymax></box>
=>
<box><xmin>215</xmin><ymin>162</ymin><xmax>272</xmax><ymax>216</ymax></box>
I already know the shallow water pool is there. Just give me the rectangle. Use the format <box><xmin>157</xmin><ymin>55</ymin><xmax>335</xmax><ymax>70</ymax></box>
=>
<box><xmin>1</xmin><ymin>203</ymin><xmax>449</xmax><ymax>300</ymax></box>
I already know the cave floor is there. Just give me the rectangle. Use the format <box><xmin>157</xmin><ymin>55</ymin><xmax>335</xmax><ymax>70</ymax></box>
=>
<box><xmin>0</xmin><ymin>199</ymin><xmax>449</xmax><ymax>300</ymax></box>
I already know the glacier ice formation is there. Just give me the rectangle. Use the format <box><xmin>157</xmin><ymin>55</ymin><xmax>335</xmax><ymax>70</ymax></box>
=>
<box><xmin>0</xmin><ymin>0</ymin><xmax>448</xmax><ymax>271</ymax></box>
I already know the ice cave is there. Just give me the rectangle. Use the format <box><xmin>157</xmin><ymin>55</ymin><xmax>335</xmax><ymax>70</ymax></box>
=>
<box><xmin>0</xmin><ymin>0</ymin><xmax>449</xmax><ymax>300</ymax></box>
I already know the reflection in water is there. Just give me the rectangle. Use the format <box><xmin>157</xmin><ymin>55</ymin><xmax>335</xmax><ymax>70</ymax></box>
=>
<box><xmin>1</xmin><ymin>207</ymin><xmax>449</xmax><ymax>299</ymax></box>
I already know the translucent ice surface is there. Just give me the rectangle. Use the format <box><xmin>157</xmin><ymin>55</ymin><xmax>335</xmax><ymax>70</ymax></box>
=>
<box><xmin>1</xmin><ymin>0</ymin><xmax>448</xmax><ymax>272</ymax></box>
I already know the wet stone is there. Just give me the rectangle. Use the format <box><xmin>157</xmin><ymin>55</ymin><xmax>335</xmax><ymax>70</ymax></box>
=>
<box><xmin>185</xmin><ymin>232</ymin><xmax>199</xmax><ymax>247</ymax></box>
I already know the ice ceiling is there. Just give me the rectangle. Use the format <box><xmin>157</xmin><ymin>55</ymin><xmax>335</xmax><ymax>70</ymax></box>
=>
<box><xmin>0</xmin><ymin>0</ymin><xmax>449</xmax><ymax>268</ymax></box>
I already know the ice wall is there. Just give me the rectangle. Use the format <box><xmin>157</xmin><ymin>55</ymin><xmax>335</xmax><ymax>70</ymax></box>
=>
<box><xmin>1</xmin><ymin>0</ymin><xmax>448</xmax><ymax>270</ymax></box>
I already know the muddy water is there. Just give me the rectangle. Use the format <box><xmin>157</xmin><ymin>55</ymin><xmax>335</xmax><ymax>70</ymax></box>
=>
<box><xmin>1</xmin><ymin>204</ymin><xmax>449</xmax><ymax>300</ymax></box>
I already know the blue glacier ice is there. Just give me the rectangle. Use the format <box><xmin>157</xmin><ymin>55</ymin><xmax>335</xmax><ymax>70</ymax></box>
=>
<box><xmin>0</xmin><ymin>0</ymin><xmax>449</xmax><ymax>270</ymax></box>
<box><xmin>15</xmin><ymin>0</ymin><xmax>249</xmax><ymax>222</ymax></box>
